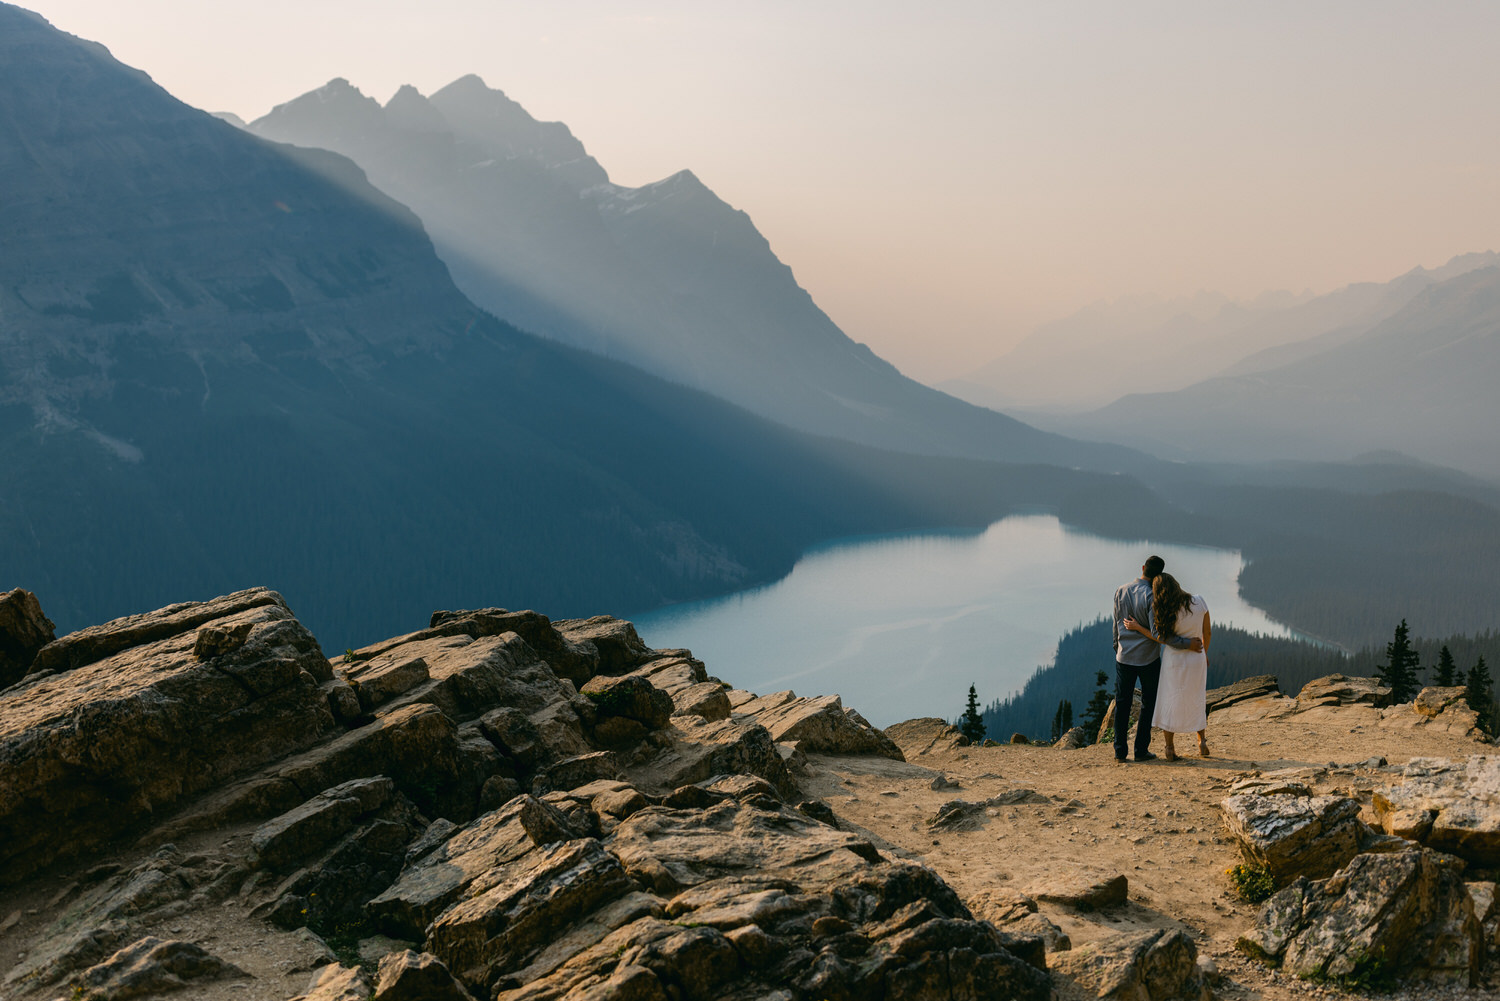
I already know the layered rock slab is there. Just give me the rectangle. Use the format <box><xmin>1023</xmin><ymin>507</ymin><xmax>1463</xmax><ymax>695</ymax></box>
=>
<box><xmin>0</xmin><ymin>588</ymin><xmax>336</xmax><ymax>883</ymax></box>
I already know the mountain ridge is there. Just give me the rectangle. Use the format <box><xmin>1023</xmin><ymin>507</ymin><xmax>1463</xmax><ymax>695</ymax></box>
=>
<box><xmin>246</xmin><ymin>75</ymin><xmax>1133</xmax><ymax>471</ymax></box>
<box><xmin>1049</xmin><ymin>264</ymin><xmax>1500</xmax><ymax>478</ymax></box>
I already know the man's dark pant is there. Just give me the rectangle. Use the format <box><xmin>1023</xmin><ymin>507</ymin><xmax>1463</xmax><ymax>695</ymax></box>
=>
<box><xmin>1114</xmin><ymin>657</ymin><xmax>1161</xmax><ymax>759</ymax></box>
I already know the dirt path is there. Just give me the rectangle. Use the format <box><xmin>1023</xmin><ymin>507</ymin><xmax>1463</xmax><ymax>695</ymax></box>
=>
<box><xmin>804</xmin><ymin>698</ymin><xmax>1497</xmax><ymax>1000</ymax></box>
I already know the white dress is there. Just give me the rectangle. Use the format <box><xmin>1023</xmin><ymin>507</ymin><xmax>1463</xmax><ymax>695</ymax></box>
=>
<box><xmin>1154</xmin><ymin>594</ymin><xmax>1208</xmax><ymax>733</ymax></box>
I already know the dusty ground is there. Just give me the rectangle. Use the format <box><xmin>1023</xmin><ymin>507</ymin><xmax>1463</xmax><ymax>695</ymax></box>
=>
<box><xmin>802</xmin><ymin>698</ymin><xmax>1498</xmax><ymax>1001</ymax></box>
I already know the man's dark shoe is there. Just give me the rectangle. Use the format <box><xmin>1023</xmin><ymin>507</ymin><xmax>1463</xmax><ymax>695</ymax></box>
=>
<box><xmin>1134</xmin><ymin>751</ymin><xmax>1158</xmax><ymax>762</ymax></box>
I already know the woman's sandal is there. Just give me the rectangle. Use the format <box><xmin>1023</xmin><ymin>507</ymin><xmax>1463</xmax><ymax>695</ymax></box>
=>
<box><xmin>1198</xmin><ymin>743</ymin><xmax>1211</xmax><ymax>758</ymax></box>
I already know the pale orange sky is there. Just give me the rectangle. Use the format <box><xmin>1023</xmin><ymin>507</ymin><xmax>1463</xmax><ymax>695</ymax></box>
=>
<box><xmin>21</xmin><ymin>1</ymin><xmax>1500</xmax><ymax>382</ymax></box>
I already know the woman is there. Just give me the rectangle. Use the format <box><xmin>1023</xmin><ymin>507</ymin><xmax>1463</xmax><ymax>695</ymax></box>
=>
<box><xmin>1123</xmin><ymin>572</ymin><xmax>1210</xmax><ymax>760</ymax></box>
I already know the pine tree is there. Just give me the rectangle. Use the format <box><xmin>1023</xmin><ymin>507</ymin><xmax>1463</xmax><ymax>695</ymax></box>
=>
<box><xmin>960</xmin><ymin>684</ymin><xmax>987</xmax><ymax>743</ymax></box>
<box><xmin>1434</xmin><ymin>645</ymin><xmax>1458</xmax><ymax>687</ymax></box>
<box><xmin>1466</xmin><ymin>657</ymin><xmax>1494</xmax><ymax>736</ymax></box>
<box><xmin>1376</xmin><ymin>619</ymin><xmax>1421</xmax><ymax>704</ymax></box>
<box><xmin>1050</xmin><ymin>699</ymin><xmax>1074</xmax><ymax>742</ymax></box>
<box><xmin>1080</xmin><ymin>671</ymin><xmax>1112</xmax><ymax>745</ymax></box>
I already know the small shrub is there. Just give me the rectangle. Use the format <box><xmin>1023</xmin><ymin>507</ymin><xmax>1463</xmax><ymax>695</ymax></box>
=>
<box><xmin>342</xmin><ymin>649</ymin><xmax>357</xmax><ymax>664</ymax></box>
<box><xmin>1099</xmin><ymin>727</ymin><xmax>1115</xmax><ymax>744</ymax></box>
<box><xmin>1227</xmin><ymin>862</ymin><xmax>1275</xmax><ymax>903</ymax></box>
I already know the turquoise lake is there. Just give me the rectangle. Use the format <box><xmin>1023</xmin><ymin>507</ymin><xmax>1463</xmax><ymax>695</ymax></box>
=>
<box><xmin>630</xmin><ymin>514</ymin><xmax>1298</xmax><ymax>727</ymax></box>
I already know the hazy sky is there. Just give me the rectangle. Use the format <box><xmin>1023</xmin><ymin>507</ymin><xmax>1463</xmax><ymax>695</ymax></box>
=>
<box><xmin>23</xmin><ymin>1</ymin><xmax>1500</xmax><ymax>381</ymax></box>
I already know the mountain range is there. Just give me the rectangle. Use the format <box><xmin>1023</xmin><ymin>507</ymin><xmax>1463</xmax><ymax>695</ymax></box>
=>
<box><xmin>944</xmin><ymin>251</ymin><xmax>1499</xmax><ymax>417</ymax></box>
<box><xmin>244</xmin><ymin>76</ymin><xmax>1123</xmax><ymax>468</ymax></box>
<box><xmin>1041</xmin><ymin>262</ymin><xmax>1500</xmax><ymax>478</ymax></box>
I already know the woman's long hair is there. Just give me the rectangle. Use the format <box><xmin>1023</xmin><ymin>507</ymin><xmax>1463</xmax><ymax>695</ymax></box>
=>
<box><xmin>1151</xmin><ymin>572</ymin><xmax>1194</xmax><ymax>642</ymax></box>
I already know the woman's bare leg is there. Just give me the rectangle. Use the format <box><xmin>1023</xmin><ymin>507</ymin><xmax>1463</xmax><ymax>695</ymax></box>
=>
<box><xmin>1163</xmin><ymin>732</ymin><xmax>1178</xmax><ymax>761</ymax></box>
<box><xmin>1197</xmin><ymin>729</ymin><xmax>1210</xmax><ymax>757</ymax></box>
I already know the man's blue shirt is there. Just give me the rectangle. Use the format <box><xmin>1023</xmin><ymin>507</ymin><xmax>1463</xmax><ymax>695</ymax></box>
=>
<box><xmin>1113</xmin><ymin>577</ymin><xmax>1190</xmax><ymax>665</ymax></box>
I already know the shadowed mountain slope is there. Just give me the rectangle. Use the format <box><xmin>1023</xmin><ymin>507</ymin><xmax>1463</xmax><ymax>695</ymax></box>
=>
<box><xmin>247</xmin><ymin>77</ymin><xmax>1127</xmax><ymax>469</ymax></box>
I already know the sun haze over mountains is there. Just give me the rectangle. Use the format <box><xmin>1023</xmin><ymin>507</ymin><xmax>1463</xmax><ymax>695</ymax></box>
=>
<box><xmin>18</xmin><ymin>1</ymin><xmax>1500</xmax><ymax>383</ymax></box>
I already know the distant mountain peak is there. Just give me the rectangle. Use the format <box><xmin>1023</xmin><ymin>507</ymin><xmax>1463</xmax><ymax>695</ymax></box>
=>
<box><xmin>384</xmin><ymin>84</ymin><xmax>447</xmax><ymax>133</ymax></box>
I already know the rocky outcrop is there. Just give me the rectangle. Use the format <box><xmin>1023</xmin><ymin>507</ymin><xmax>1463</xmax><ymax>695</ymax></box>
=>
<box><xmin>1205</xmin><ymin>674</ymin><xmax>1279</xmax><ymax>713</ymax></box>
<box><xmin>1295</xmin><ymin>674</ymin><xmax>1393</xmax><ymax>709</ymax></box>
<box><xmin>1371</xmin><ymin>756</ymin><xmax>1500</xmax><ymax>865</ymax></box>
<box><xmin>1238</xmin><ymin>848</ymin><xmax>1481</xmax><ymax>986</ymax></box>
<box><xmin>735</xmin><ymin>690</ymin><xmax>906</xmax><ymax>760</ymax></box>
<box><xmin>0</xmin><ymin>587</ymin><xmax>338</xmax><ymax>883</ymax></box>
<box><xmin>884</xmin><ymin>717</ymin><xmax>969</xmax><ymax>757</ymax></box>
<box><xmin>0</xmin><ymin>588</ymin><xmax>55</xmax><ymax>689</ymax></box>
<box><xmin>1050</xmin><ymin>928</ymin><xmax>1210</xmax><ymax>1001</ymax></box>
<box><xmin>1220</xmin><ymin>791</ymin><xmax>1371</xmax><ymax>885</ymax></box>
<box><xmin>4</xmin><ymin>588</ymin><xmax>960</xmax><ymax>1001</ymax></box>
<box><xmin>1379</xmin><ymin>688</ymin><xmax>1487</xmax><ymax>740</ymax></box>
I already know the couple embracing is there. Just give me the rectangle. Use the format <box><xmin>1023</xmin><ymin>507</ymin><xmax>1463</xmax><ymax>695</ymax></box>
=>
<box><xmin>1111</xmin><ymin>555</ymin><xmax>1211</xmax><ymax>763</ymax></box>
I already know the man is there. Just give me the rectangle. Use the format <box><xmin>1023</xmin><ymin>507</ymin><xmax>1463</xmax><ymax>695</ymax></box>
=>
<box><xmin>1112</xmin><ymin>555</ymin><xmax>1202</xmax><ymax>763</ymax></box>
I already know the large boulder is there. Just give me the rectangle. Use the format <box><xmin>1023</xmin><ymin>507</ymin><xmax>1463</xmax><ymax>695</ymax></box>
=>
<box><xmin>1051</xmin><ymin>928</ymin><xmax>1209</xmax><ymax>1001</ymax></box>
<box><xmin>1205</xmin><ymin>674</ymin><xmax>1279</xmax><ymax>713</ymax></box>
<box><xmin>1371</xmin><ymin>756</ymin><xmax>1500</xmax><ymax>866</ymax></box>
<box><xmin>0</xmin><ymin>588</ymin><xmax>55</xmax><ymax>689</ymax></box>
<box><xmin>1237</xmin><ymin>848</ymin><xmax>1481</xmax><ymax>987</ymax></box>
<box><xmin>736</xmin><ymin>691</ymin><xmax>905</xmax><ymax>760</ymax></box>
<box><xmin>553</xmin><ymin>616</ymin><xmax>653</xmax><ymax>677</ymax></box>
<box><xmin>1295</xmin><ymin>674</ymin><xmax>1393</xmax><ymax>709</ymax></box>
<box><xmin>580</xmin><ymin>674</ymin><xmax>674</xmax><ymax>731</ymax></box>
<box><xmin>670</xmin><ymin>682</ymin><xmax>732</xmax><ymax>722</ymax></box>
<box><xmin>0</xmin><ymin>588</ymin><xmax>337</xmax><ymax>883</ymax></box>
<box><xmin>1220</xmin><ymin>790</ymin><xmax>1375</xmax><ymax>885</ymax></box>
<box><xmin>885</xmin><ymin>717</ymin><xmax>969</xmax><ymax>757</ymax></box>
